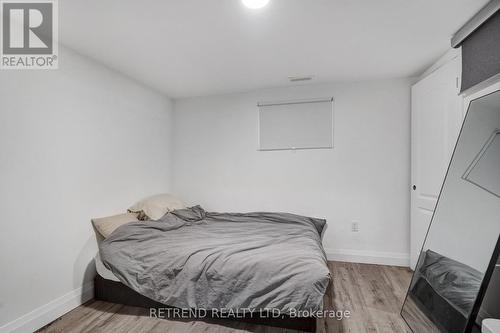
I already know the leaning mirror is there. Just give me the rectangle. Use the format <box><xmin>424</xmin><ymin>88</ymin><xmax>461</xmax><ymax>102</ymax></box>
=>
<box><xmin>402</xmin><ymin>90</ymin><xmax>500</xmax><ymax>333</ymax></box>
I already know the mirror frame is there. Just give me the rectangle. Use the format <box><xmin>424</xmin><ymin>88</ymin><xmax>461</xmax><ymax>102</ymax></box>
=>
<box><xmin>401</xmin><ymin>89</ymin><xmax>500</xmax><ymax>333</ymax></box>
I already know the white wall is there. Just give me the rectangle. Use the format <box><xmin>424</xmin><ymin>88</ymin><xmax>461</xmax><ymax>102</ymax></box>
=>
<box><xmin>0</xmin><ymin>46</ymin><xmax>173</xmax><ymax>332</ymax></box>
<box><xmin>172</xmin><ymin>79</ymin><xmax>412</xmax><ymax>266</ymax></box>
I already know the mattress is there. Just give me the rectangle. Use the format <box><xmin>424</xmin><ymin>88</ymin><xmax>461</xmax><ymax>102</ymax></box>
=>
<box><xmin>95</xmin><ymin>252</ymin><xmax>120</xmax><ymax>282</ymax></box>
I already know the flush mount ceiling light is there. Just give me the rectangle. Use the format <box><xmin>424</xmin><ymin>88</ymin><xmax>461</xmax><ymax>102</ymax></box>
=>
<box><xmin>242</xmin><ymin>0</ymin><xmax>270</xmax><ymax>9</ymax></box>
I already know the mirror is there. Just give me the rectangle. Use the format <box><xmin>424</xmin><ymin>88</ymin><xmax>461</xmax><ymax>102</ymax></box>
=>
<box><xmin>402</xmin><ymin>90</ymin><xmax>500</xmax><ymax>333</ymax></box>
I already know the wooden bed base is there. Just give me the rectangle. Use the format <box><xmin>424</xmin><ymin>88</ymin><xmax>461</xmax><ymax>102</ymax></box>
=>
<box><xmin>94</xmin><ymin>275</ymin><xmax>317</xmax><ymax>332</ymax></box>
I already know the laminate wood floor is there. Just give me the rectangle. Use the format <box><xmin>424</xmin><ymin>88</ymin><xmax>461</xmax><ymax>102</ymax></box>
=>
<box><xmin>37</xmin><ymin>262</ymin><xmax>412</xmax><ymax>333</ymax></box>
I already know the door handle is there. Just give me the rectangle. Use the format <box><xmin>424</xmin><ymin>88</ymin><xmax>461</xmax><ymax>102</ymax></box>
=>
<box><xmin>412</xmin><ymin>185</ymin><xmax>417</xmax><ymax>191</ymax></box>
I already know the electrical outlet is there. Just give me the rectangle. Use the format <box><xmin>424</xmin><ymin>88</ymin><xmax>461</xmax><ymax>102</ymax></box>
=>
<box><xmin>351</xmin><ymin>221</ymin><xmax>359</xmax><ymax>232</ymax></box>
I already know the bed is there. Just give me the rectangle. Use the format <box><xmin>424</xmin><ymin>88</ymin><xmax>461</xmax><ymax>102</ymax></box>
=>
<box><xmin>95</xmin><ymin>206</ymin><xmax>331</xmax><ymax>331</ymax></box>
<box><xmin>409</xmin><ymin>250</ymin><xmax>482</xmax><ymax>333</ymax></box>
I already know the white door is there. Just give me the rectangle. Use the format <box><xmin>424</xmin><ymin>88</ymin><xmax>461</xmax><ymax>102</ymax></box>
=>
<box><xmin>410</xmin><ymin>57</ymin><xmax>463</xmax><ymax>269</ymax></box>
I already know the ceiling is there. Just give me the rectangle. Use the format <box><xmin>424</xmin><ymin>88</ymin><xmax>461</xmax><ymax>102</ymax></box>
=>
<box><xmin>60</xmin><ymin>0</ymin><xmax>488</xmax><ymax>98</ymax></box>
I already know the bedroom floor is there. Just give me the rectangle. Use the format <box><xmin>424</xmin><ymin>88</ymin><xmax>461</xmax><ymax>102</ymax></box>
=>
<box><xmin>38</xmin><ymin>262</ymin><xmax>412</xmax><ymax>333</ymax></box>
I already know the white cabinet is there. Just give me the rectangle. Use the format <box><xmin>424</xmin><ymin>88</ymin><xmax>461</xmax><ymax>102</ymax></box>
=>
<box><xmin>410</xmin><ymin>53</ymin><xmax>464</xmax><ymax>269</ymax></box>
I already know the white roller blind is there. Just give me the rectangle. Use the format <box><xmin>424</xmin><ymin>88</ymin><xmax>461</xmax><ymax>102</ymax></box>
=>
<box><xmin>258</xmin><ymin>97</ymin><xmax>334</xmax><ymax>151</ymax></box>
<box><xmin>463</xmin><ymin>130</ymin><xmax>500</xmax><ymax>198</ymax></box>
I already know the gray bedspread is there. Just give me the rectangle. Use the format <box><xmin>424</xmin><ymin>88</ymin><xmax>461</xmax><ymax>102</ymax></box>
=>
<box><xmin>100</xmin><ymin>206</ymin><xmax>331</xmax><ymax>313</ymax></box>
<box><xmin>417</xmin><ymin>250</ymin><xmax>482</xmax><ymax>316</ymax></box>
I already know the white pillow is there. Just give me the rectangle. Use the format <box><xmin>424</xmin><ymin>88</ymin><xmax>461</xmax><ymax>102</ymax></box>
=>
<box><xmin>128</xmin><ymin>193</ymin><xmax>186</xmax><ymax>220</ymax></box>
<box><xmin>92</xmin><ymin>213</ymin><xmax>139</xmax><ymax>238</ymax></box>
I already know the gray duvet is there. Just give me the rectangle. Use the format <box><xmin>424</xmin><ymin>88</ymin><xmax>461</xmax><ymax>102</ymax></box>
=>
<box><xmin>100</xmin><ymin>206</ymin><xmax>331</xmax><ymax>314</ymax></box>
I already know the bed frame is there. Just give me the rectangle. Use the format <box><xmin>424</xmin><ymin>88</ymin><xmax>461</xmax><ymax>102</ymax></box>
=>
<box><xmin>94</xmin><ymin>275</ymin><xmax>317</xmax><ymax>332</ymax></box>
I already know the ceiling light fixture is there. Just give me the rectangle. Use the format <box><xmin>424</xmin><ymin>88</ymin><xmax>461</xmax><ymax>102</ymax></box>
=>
<box><xmin>242</xmin><ymin>0</ymin><xmax>270</xmax><ymax>9</ymax></box>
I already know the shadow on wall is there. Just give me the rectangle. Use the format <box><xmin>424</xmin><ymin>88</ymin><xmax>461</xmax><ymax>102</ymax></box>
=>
<box><xmin>74</xmin><ymin>227</ymin><xmax>101</xmax><ymax>302</ymax></box>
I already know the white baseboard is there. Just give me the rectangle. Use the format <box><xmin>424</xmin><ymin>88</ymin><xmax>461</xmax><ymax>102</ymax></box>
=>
<box><xmin>0</xmin><ymin>282</ymin><xmax>94</xmax><ymax>333</ymax></box>
<box><xmin>325</xmin><ymin>248</ymin><xmax>410</xmax><ymax>267</ymax></box>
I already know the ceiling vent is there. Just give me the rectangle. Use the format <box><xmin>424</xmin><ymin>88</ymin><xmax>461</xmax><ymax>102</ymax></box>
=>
<box><xmin>288</xmin><ymin>75</ymin><xmax>314</xmax><ymax>82</ymax></box>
